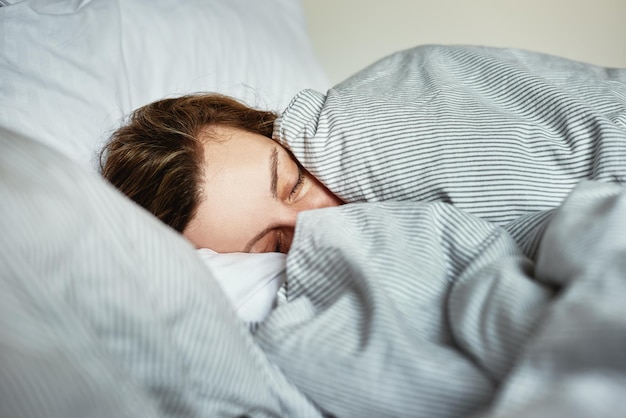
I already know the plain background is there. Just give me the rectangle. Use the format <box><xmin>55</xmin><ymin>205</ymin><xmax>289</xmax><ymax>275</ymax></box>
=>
<box><xmin>301</xmin><ymin>0</ymin><xmax>626</xmax><ymax>85</ymax></box>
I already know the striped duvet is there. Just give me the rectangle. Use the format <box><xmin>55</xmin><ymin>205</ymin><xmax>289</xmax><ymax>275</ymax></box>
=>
<box><xmin>274</xmin><ymin>45</ymin><xmax>626</xmax><ymax>225</ymax></box>
<box><xmin>3</xmin><ymin>45</ymin><xmax>626</xmax><ymax>418</ymax></box>
<box><xmin>256</xmin><ymin>182</ymin><xmax>626</xmax><ymax>418</ymax></box>
<box><xmin>254</xmin><ymin>46</ymin><xmax>626</xmax><ymax>417</ymax></box>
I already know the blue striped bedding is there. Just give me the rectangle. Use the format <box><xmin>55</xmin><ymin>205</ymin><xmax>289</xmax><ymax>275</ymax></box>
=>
<box><xmin>253</xmin><ymin>45</ymin><xmax>626</xmax><ymax>417</ymax></box>
<box><xmin>274</xmin><ymin>45</ymin><xmax>626</xmax><ymax>225</ymax></box>
<box><xmin>2</xmin><ymin>45</ymin><xmax>626</xmax><ymax>417</ymax></box>
<box><xmin>256</xmin><ymin>182</ymin><xmax>626</xmax><ymax>417</ymax></box>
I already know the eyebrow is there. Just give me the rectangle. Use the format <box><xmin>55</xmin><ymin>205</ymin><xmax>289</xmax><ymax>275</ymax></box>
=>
<box><xmin>270</xmin><ymin>146</ymin><xmax>278</xmax><ymax>199</ymax></box>
<box><xmin>243</xmin><ymin>147</ymin><xmax>279</xmax><ymax>252</ymax></box>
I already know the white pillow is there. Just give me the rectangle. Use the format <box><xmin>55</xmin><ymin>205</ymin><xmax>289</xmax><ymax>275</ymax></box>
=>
<box><xmin>0</xmin><ymin>0</ymin><xmax>329</xmax><ymax>302</ymax></box>
<box><xmin>196</xmin><ymin>249</ymin><xmax>286</xmax><ymax>323</ymax></box>
<box><xmin>0</xmin><ymin>0</ymin><xmax>329</xmax><ymax>171</ymax></box>
<box><xmin>0</xmin><ymin>126</ymin><xmax>320</xmax><ymax>416</ymax></box>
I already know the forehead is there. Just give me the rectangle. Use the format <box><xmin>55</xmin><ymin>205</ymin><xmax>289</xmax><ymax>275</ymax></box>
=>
<box><xmin>183</xmin><ymin>126</ymin><xmax>278</xmax><ymax>252</ymax></box>
<box><xmin>198</xmin><ymin>126</ymin><xmax>277</xmax><ymax>179</ymax></box>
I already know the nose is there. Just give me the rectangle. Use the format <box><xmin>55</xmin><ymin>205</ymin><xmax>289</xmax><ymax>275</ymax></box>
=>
<box><xmin>296</xmin><ymin>174</ymin><xmax>343</xmax><ymax>211</ymax></box>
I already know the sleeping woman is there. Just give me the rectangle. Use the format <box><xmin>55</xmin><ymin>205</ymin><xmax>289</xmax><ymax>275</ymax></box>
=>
<box><xmin>100</xmin><ymin>94</ymin><xmax>342</xmax><ymax>254</ymax></box>
<box><xmin>100</xmin><ymin>45</ymin><xmax>626</xmax><ymax>255</ymax></box>
<box><xmin>99</xmin><ymin>46</ymin><xmax>626</xmax><ymax>417</ymax></box>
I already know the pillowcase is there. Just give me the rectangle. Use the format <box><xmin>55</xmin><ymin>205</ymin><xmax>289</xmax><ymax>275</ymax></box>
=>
<box><xmin>0</xmin><ymin>126</ymin><xmax>321</xmax><ymax>416</ymax></box>
<box><xmin>0</xmin><ymin>0</ymin><xmax>328</xmax><ymax>413</ymax></box>
<box><xmin>0</xmin><ymin>0</ymin><xmax>329</xmax><ymax>171</ymax></box>
<box><xmin>196</xmin><ymin>249</ymin><xmax>286</xmax><ymax>323</ymax></box>
<box><xmin>0</xmin><ymin>0</ymin><xmax>329</xmax><ymax>299</ymax></box>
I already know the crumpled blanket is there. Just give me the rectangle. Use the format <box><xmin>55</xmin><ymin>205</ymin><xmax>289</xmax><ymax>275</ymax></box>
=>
<box><xmin>255</xmin><ymin>182</ymin><xmax>626</xmax><ymax>418</ymax></box>
<box><xmin>254</xmin><ymin>46</ymin><xmax>626</xmax><ymax>417</ymax></box>
<box><xmin>274</xmin><ymin>45</ymin><xmax>626</xmax><ymax>226</ymax></box>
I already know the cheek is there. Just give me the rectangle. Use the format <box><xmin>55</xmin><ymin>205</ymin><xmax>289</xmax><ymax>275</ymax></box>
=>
<box><xmin>186</xmin><ymin>188</ymin><xmax>270</xmax><ymax>252</ymax></box>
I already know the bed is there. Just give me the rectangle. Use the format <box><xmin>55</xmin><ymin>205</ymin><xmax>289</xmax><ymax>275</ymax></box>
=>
<box><xmin>2</xmin><ymin>1</ymin><xmax>626</xmax><ymax>417</ymax></box>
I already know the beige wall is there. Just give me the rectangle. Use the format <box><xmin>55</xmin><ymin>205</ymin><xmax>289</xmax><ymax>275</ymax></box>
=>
<box><xmin>302</xmin><ymin>0</ymin><xmax>626</xmax><ymax>85</ymax></box>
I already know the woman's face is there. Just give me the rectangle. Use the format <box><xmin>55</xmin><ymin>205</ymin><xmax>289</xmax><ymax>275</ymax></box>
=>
<box><xmin>183</xmin><ymin>126</ymin><xmax>342</xmax><ymax>253</ymax></box>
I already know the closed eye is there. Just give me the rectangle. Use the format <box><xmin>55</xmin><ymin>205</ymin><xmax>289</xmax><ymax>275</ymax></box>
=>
<box><xmin>290</xmin><ymin>164</ymin><xmax>304</xmax><ymax>200</ymax></box>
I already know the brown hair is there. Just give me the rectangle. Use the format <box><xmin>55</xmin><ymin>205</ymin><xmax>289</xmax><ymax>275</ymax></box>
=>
<box><xmin>100</xmin><ymin>93</ymin><xmax>278</xmax><ymax>233</ymax></box>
